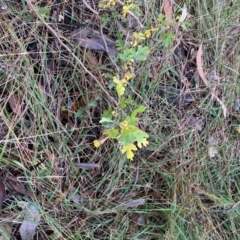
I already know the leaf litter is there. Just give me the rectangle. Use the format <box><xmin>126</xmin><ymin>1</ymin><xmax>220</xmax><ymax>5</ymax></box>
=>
<box><xmin>164</xmin><ymin>0</ymin><xmax>172</xmax><ymax>21</ymax></box>
<box><xmin>0</xmin><ymin>0</ymin><xmax>239</xmax><ymax>239</ymax></box>
<box><xmin>196</xmin><ymin>43</ymin><xmax>208</xmax><ymax>86</ymax></box>
<box><xmin>18</xmin><ymin>201</ymin><xmax>41</xmax><ymax>240</ymax></box>
<box><xmin>178</xmin><ymin>3</ymin><xmax>188</xmax><ymax>23</ymax></box>
<box><xmin>6</xmin><ymin>174</ymin><xmax>34</xmax><ymax>198</ymax></box>
<box><xmin>71</xmin><ymin>28</ymin><xmax>118</xmax><ymax>57</ymax></box>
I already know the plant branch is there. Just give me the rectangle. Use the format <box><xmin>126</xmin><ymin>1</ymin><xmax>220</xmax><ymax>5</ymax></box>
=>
<box><xmin>82</xmin><ymin>0</ymin><xmax>99</xmax><ymax>16</ymax></box>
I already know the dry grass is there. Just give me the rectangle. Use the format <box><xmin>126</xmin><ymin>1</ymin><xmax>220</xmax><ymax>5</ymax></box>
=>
<box><xmin>0</xmin><ymin>0</ymin><xmax>240</xmax><ymax>239</ymax></box>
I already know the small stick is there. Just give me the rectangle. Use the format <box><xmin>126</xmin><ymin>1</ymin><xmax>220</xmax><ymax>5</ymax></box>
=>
<box><xmin>99</xmin><ymin>25</ymin><xmax>120</xmax><ymax>71</ymax></box>
<box><xmin>222</xmin><ymin>200</ymin><xmax>240</xmax><ymax>214</ymax></box>
<box><xmin>76</xmin><ymin>163</ymin><xmax>101</xmax><ymax>168</ymax></box>
<box><xmin>82</xmin><ymin>0</ymin><xmax>99</xmax><ymax>16</ymax></box>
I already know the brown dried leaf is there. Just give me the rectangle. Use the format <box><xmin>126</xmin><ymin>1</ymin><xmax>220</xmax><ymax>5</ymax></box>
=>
<box><xmin>71</xmin><ymin>28</ymin><xmax>118</xmax><ymax>57</ymax></box>
<box><xmin>196</xmin><ymin>43</ymin><xmax>208</xmax><ymax>86</ymax></box>
<box><xmin>0</xmin><ymin>177</ymin><xmax>4</xmax><ymax>210</ymax></box>
<box><xmin>178</xmin><ymin>3</ymin><xmax>187</xmax><ymax>23</ymax></box>
<box><xmin>122</xmin><ymin>199</ymin><xmax>145</xmax><ymax>209</ymax></box>
<box><xmin>8</xmin><ymin>93</ymin><xmax>22</xmax><ymax>115</ymax></box>
<box><xmin>164</xmin><ymin>0</ymin><xmax>172</xmax><ymax>21</ymax></box>
<box><xmin>18</xmin><ymin>201</ymin><xmax>41</xmax><ymax>240</ymax></box>
<box><xmin>70</xmin><ymin>97</ymin><xmax>85</xmax><ymax>116</ymax></box>
<box><xmin>6</xmin><ymin>175</ymin><xmax>34</xmax><ymax>198</ymax></box>
<box><xmin>46</xmin><ymin>59</ymin><xmax>56</xmax><ymax>74</ymax></box>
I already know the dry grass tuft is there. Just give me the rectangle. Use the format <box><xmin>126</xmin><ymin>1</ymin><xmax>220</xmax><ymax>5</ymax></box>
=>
<box><xmin>0</xmin><ymin>0</ymin><xmax>240</xmax><ymax>239</ymax></box>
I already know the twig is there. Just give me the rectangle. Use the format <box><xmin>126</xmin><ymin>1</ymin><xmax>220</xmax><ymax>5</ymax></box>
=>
<box><xmin>25</xmin><ymin>0</ymin><xmax>117</xmax><ymax>107</ymax></box>
<box><xmin>117</xmin><ymin>0</ymin><xmax>144</xmax><ymax>29</ymax></box>
<box><xmin>99</xmin><ymin>25</ymin><xmax>120</xmax><ymax>71</ymax></box>
<box><xmin>213</xmin><ymin>200</ymin><xmax>240</xmax><ymax>215</ymax></box>
<box><xmin>211</xmin><ymin>86</ymin><xmax>227</xmax><ymax>118</ymax></box>
<box><xmin>76</xmin><ymin>163</ymin><xmax>101</xmax><ymax>168</ymax></box>
<box><xmin>224</xmin><ymin>200</ymin><xmax>240</xmax><ymax>214</ymax></box>
<box><xmin>82</xmin><ymin>0</ymin><xmax>99</xmax><ymax>16</ymax></box>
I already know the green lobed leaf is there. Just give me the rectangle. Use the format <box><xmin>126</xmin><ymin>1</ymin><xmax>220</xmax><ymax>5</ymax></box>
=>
<box><xmin>125</xmin><ymin>116</ymin><xmax>138</xmax><ymax>126</ymax></box>
<box><xmin>118</xmin><ymin>126</ymin><xmax>149</xmax><ymax>146</ymax></box>
<box><xmin>100</xmin><ymin>117</ymin><xmax>114</xmax><ymax>124</ymax></box>
<box><xmin>118</xmin><ymin>126</ymin><xmax>139</xmax><ymax>145</ymax></box>
<box><xmin>131</xmin><ymin>105</ymin><xmax>146</xmax><ymax>118</ymax></box>
<box><xmin>116</xmin><ymin>83</ymin><xmax>125</xmax><ymax>97</ymax></box>
<box><xmin>134</xmin><ymin>45</ymin><xmax>150</xmax><ymax>61</ymax></box>
<box><xmin>103</xmin><ymin>129</ymin><xmax>119</xmax><ymax>138</ymax></box>
<box><xmin>162</xmin><ymin>32</ymin><xmax>175</xmax><ymax>47</ymax></box>
<box><xmin>119</xmin><ymin>48</ymin><xmax>135</xmax><ymax>62</ymax></box>
<box><xmin>120</xmin><ymin>97</ymin><xmax>133</xmax><ymax>108</ymax></box>
<box><xmin>102</xmin><ymin>109</ymin><xmax>112</xmax><ymax>119</ymax></box>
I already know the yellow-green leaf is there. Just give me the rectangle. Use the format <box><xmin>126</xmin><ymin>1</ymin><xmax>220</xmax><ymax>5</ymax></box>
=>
<box><xmin>113</xmin><ymin>76</ymin><xmax>125</xmax><ymax>97</ymax></box>
<box><xmin>113</xmin><ymin>76</ymin><xmax>121</xmax><ymax>84</ymax></box>
<box><xmin>236</xmin><ymin>126</ymin><xmax>240</xmax><ymax>133</ymax></box>
<box><xmin>93</xmin><ymin>140</ymin><xmax>101</xmax><ymax>148</ymax></box>
<box><xmin>122</xmin><ymin>4</ymin><xmax>138</xmax><ymax>17</ymax></box>
<box><xmin>93</xmin><ymin>137</ymin><xmax>108</xmax><ymax>148</ymax></box>
<box><xmin>116</xmin><ymin>83</ymin><xmax>125</xmax><ymax>97</ymax></box>
<box><xmin>122</xmin><ymin>5</ymin><xmax>130</xmax><ymax>17</ymax></box>
<box><xmin>144</xmin><ymin>27</ymin><xmax>157</xmax><ymax>38</ymax></box>
<box><xmin>121</xmin><ymin>144</ymin><xmax>137</xmax><ymax>160</ymax></box>
<box><xmin>103</xmin><ymin>129</ymin><xmax>119</xmax><ymax>138</ymax></box>
<box><xmin>133</xmin><ymin>32</ymin><xmax>146</xmax><ymax>41</ymax></box>
<box><xmin>122</xmin><ymin>72</ymin><xmax>135</xmax><ymax>81</ymax></box>
<box><xmin>137</xmin><ymin>137</ymin><xmax>149</xmax><ymax>148</ymax></box>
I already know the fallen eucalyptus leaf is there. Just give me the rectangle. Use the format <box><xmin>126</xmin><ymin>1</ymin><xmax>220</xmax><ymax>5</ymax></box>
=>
<box><xmin>18</xmin><ymin>202</ymin><xmax>41</xmax><ymax>240</ymax></box>
<box><xmin>178</xmin><ymin>3</ymin><xmax>187</xmax><ymax>23</ymax></box>
<box><xmin>8</xmin><ymin>93</ymin><xmax>22</xmax><ymax>115</ymax></box>
<box><xmin>71</xmin><ymin>28</ymin><xmax>118</xmax><ymax>57</ymax></box>
<box><xmin>164</xmin><ymin>0</ymin><xmax>172</xmax><ymax>21</ymax></box>
<box><xmin>196</xmin><ymin>43</ymin><xmax>208</xmax><ymax>86</ymax></box>
<box><xmin>6</xmin><ymin>174</ymin><xmax>34</xmax><ymax>198</ymax></box>
<box><xmin>122</xmin><ymin>199</ymin><xmax>145</xmax><ymax>209</ymax></box>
